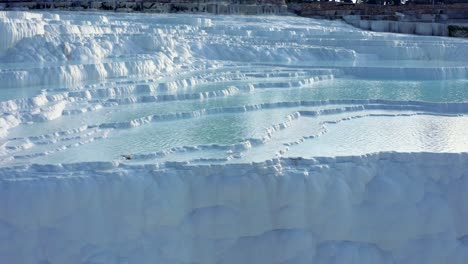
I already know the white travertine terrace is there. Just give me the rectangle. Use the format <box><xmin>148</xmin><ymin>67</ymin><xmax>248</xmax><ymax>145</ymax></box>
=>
<box><xmin>0</xmin><ymin>11</ymin><xmax>468</xmax><ymax>264</ymax></box>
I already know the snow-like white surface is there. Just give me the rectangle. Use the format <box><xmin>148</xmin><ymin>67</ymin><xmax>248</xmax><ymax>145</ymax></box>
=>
<box><xmin>2</xmin><ymin>153</ymin><xmax>468</xmax><ymax>264</ymax></box>
<box><xmin>1</xmin><ymin>11</ymin><xmax>468</xmax><ymax>264</ymax></box>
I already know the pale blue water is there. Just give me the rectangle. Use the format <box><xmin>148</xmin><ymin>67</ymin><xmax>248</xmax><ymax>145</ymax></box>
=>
<box><xmin>1</xmin><ymin>12</ymin><xmax>468</xmax><ymax>165</ymax></box>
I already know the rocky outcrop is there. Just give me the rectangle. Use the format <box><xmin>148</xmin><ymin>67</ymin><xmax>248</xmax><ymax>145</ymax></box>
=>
<box><xmin>343</xmin><ymin>15</ymin><xmax>451</xmax><ymax>36</ymax></box>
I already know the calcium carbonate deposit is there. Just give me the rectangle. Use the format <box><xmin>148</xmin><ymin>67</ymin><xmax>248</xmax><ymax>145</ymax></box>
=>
<box><xmin>1</xmin><ymin>11</ymin><xmax>468</xmax><ymax>264</ymax></box>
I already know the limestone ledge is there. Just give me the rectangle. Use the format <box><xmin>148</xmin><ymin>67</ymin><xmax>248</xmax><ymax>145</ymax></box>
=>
<box><xmin>343</xmin><ymin>15</ymin><xmax>453</xmax><ymax>37</ymax></box>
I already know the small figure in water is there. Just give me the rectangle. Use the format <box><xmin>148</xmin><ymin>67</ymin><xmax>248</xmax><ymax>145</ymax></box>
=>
<box><xmin>122</xmin><ymin>154</ymin><xmax>132</xmax><ymax>160</ymax></box>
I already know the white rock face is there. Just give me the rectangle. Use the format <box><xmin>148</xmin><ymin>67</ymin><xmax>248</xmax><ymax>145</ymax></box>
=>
<box><xmin>343</xmin><ymin>15</ymin><xmax>452</xmax><ymax>37</ymax></box>
<box><xmin>0</xmin><ymin>11</ymin><xmax>468</xmax><ymax>264</ymax></box>
<box><xmin>0</xmin><ymin>12</ymin><xmax>45</xmax><ymax>52</ymax></box>
<box><xmin>1</xmin><ymin>153</ymin><xmax>468</xmax><ymax>264</ymax></box>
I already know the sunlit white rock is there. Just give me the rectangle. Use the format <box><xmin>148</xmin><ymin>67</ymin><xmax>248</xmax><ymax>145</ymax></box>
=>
<box><xmin>0</xmin><ymin>11</ymin><xmax>467</xmax><ymax>264</ymax></box>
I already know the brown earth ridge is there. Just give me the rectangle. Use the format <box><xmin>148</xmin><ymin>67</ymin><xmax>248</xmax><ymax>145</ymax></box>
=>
<box><xmin>0</xmin><ymin>0</ymin><xmax>288</xmax><ymax>14</ymax></box>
